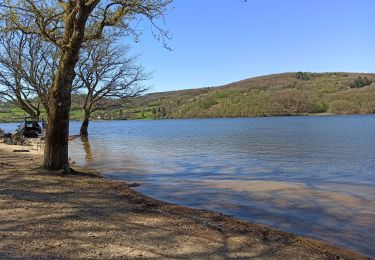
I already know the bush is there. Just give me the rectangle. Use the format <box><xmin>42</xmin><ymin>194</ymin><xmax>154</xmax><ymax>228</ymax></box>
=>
<box><xmin>350</xmin><ymin>76</ymin><xmax>372</xmax><ymax>88</ymax></box>
<box><xmin>328</xmin><ymin>100</ymin><xmax>358</xmax><ymax>114</ymax></box>
<box><xmin>296</xmin><ymin>72</ymin><xmax>311</xmax><ymax>81</ymax></box>
<box><xmin>313</xmin><ymin>100</ymin><xmax>329</xmax><ymax>113</ymax></box>
<box><xmin>276</xmin><ymin>89</ymin><xmax>319</xmax><ymax>114</ymax></box>
<box><xmin>199</xmin><ymin>97</ymin><xmax>217</xmax><ymax>110</ymax></box>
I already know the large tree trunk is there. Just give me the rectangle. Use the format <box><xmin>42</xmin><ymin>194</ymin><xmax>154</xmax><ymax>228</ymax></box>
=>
<box><xmin>41</xmin><ymin>5</ymin><xmax>91</xmax><ymax>172</ymax></box>
<box><xmin>80</xmin><ymin>111</ymin><xmax>90</xmax><ymax>136</ymax></box>
<box><xmin>42</xmin><ymin>50</ymin><xmax>80</xmax><ymax>172</ymax></box>
<box><xmin>43</xmin><ymin>91</ymin><xmax>71</xmax><ymax>171</ymax></box>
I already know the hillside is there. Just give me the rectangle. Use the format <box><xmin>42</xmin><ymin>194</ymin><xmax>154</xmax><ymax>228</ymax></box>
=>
<box><xmin>1</xmin><ymin>72</ymin><xmax>375</xmax><ymax>122</ymax></box>
<box><xmin>121</xmin><ymin>72</ymin><xmax>375</xmax><ymax>120</ymax></box>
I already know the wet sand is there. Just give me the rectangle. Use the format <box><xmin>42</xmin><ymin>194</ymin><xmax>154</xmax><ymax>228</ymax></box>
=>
<box><xmin>0</xmin><ymin>143</ymin><xmax>370</xmax><ymax>259</ymax></box>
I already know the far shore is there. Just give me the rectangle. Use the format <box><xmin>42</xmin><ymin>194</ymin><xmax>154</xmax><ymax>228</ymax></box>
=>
<box><xmin>0</xmin><ymin>142</ymin><xmax>370</xmax><ymax>259</ymax></box>
<box><xmin>1</xmin><ymin>112</ymin><xmax>375</xmax><ymax>125</ymax></box>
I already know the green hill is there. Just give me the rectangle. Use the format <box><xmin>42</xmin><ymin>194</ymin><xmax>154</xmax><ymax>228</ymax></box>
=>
<box><xmin>122</xmin><ymin>72</ymin><xmax>375</xmax><ymax>120</ymax></box>
<box><xmin>1</xmin><ymin>72</ymin><xmax>375</xmax><ymax>122</ymax></box>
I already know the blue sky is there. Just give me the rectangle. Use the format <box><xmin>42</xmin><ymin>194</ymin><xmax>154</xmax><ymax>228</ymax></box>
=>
<box><xmin>129</xmin><ymin>0</ymin><xmax>375</xmax><ymax>93</ymax></box>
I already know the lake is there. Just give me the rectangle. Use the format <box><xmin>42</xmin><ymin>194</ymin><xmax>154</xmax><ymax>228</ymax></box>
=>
<box><xmin>1</xmin><ymin>116</ymin><xmax>375</xmax><ymax>257</ymax></box>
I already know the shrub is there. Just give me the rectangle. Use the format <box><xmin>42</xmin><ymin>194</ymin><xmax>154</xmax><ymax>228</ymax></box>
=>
<box><xmin>328</xmin><ymin>100</ymin><xmax>358</xmax><ymax>114</ymax></box>
<box><xmin>313</xmin><ymin>100</ymin><xmax>329</xmax><ymax>113</ymax></box>
<box><xmin>199</xmin><ymin>97</ymin><xmax>217</xmax><ymax>110</ymax></box>
<box><xmin>276</xmin><ymin>89</ymin><xmax>319</xmax><ymax>114</ymax></box>
<box><xmin>350</xmin><ymin>76</ymin><xmax>372</xmax><ymax>88</ymax></box>
<box><xmin>296</xmin><ymin>72</ymin><xmax>310</xmax><ymax>81</ymax></box>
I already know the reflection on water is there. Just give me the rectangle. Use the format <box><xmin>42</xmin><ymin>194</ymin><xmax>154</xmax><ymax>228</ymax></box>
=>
<box><xmin>67</xmin><ymin>116</ymin><xmax>375</xmax><ymax>257</ymax></box>
<box><xmin>81</xmin><ymin>136</ymin><xmax>93</xmax><ymax>163</ymax></box>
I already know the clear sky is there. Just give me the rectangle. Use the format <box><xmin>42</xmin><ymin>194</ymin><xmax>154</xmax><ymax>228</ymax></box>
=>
<box><xmin>128</xmin><ymin>0</ymin><xmax>375</xmax><ymax>93</ymax></box>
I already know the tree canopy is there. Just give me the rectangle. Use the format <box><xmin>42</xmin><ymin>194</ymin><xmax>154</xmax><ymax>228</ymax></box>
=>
<box><xmin>0</xmin><ymin>0</ymin><xmax>172</xmax><ymax>49</ymax></box>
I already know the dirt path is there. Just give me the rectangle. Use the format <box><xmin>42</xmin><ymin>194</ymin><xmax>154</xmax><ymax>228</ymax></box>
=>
<box><xmin>0</xmin><ymin>144</ymin><xmax>370</xmax><ymax>259</ymax></box>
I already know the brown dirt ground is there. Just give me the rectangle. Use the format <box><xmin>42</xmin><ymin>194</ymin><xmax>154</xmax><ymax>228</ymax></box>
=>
<box><xmin>0</xmin><ymin>144</ymin><xmax>370</xmax><ymax>259</ymax></box>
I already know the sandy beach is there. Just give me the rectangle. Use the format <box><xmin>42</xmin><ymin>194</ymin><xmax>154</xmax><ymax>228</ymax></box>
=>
<box><xmin>0</xmin><ymin>142</ymin><xmax>370</xmax><ymax>259</ymax></box>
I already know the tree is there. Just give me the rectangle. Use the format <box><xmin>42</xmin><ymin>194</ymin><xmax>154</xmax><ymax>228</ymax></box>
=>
<box><xmin>74</xmin><ymin>39</ymin><xmax>149</xmax><ymax>136</ymax></box>
<box><xmin>0</xmin><ymin>32</ymin><xmax>58</xmax><ymax>117</ymax></box>
<box><xmin>0</xmin><ymin>33</ymin><xmax>40</xmax><ymax>117</ymax></box>
<box><xmin>0</xmin><ymin>0</ymin><xmax>172</xmax><ymax>172</ymax></box>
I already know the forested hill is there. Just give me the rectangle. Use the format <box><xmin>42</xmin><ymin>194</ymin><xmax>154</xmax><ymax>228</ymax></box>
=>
<box><xmin>121</xmin><ymin>72</ymin><xmax>375</xmax><ymax>120</ymax></box>
<box><xmin>1</xmin><ymin>72</ymin><xmax>375</xmax><ymax>122</ymax></box>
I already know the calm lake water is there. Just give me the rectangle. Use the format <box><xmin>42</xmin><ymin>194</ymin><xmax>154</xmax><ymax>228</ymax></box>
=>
<box><xmin>1</xmin><ymin>116</ymin><xmax>375</xmax><ymax>257</ymax></box>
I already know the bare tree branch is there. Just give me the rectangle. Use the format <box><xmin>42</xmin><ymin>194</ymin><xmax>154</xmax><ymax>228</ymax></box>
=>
<box><xmin>0</xmin><ymin>31</ymin><xmax>58</xmax><ymax>116</ymax></box>
<box><xmin>74</xmin><ymin>37</ymin><xmax>150</xmax><ymax>135</ymax></box>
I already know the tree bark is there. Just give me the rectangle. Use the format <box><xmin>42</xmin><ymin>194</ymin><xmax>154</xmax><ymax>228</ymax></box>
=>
<box><xmin>42</xmin><ymin>5</ymin><xmax>91</xmax><ymax>172</ymax></box>
<box><xmin>80</xmin><ymin>111</ymin><xmax>90</xmax><ymax>137</ymax></box>
<box><xmin>42</xmin><ymin>49</ymin><xmax>81</xmax><ymax>172</ymax></box>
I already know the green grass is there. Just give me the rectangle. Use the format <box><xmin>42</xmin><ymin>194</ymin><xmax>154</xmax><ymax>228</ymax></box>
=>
<box><xmin>70</xmin><ymin>108</ymin><xmax>85</xmax><ymax>120</ymax></box>
<box><xmin>0</xmin><ymin>107</ymin><xmax>28</xmax><ymax>122</ymax></box>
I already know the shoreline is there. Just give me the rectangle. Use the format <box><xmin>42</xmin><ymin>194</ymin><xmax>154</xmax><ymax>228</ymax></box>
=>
<box><xmin>0</xmin><ymin>143</ymin><xmax>371</xmax><ymax>259</ymax></box>
<box><xmin>1</xmin><ymin>112</ymin><xmax>375</xmax><ymax>124</ymax></box>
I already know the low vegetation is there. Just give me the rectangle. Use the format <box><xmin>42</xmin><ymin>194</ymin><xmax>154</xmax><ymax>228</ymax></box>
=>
<box><xmin>1</xmin><ymin>72</ymin><xmax>375</xmax><ymax>123</ymax></box>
